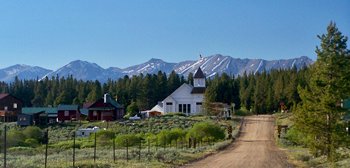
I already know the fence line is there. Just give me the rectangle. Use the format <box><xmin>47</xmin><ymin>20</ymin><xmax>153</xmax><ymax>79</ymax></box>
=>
<box><xmin>0</xmin><ymin>121</ymin><xmax>242</xmax><ymax>168</ymax></box>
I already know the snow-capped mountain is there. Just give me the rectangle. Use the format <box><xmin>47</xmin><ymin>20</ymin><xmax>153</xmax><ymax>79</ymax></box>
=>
<box><xmin>42</xmin><ymin>60</ymin><xmax>123</xmax><ymax>82</ymax></box>
<box><xmin>0</xmin><ymin>55</ymin><xmax>313</xmax><ymax>82</ymax></box>
<box><xmin>120</xmin><ymin>58</ymin><xmax>176</xmax><ymax>76</ymax></box>
<box><xmin>174</xmin><ymin>54</ymin><xmax>313</xmax><ymax>78</ymax></box>
<box><xmin>0</xmin><ymin>64</ymin><xmax>52</xmax><ymax>82</ymax></box>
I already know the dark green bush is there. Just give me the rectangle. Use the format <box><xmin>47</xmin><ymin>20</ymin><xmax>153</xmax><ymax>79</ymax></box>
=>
<box><xmin>284</xmin><ymin>126</ymin><xmax>310</xmax><ymax>146</ymax></box>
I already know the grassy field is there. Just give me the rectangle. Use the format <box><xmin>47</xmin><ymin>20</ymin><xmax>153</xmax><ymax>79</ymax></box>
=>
<box><xmin>0</xmin><ymin>114</ymin><xmax>242</xmax><ymax>168</ymax></box>
<box><xmin>0</xmin><ymin>140</ymin><xmax>233</xmax><ymax>168</ymax></box>
<box><xmin>274</xmin><ymin>113</ymin><xmax>350</xmax><ymax>168</ymax></box>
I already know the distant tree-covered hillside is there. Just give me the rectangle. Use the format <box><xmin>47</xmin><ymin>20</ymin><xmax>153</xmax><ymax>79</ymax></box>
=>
<box><xmin>0</xmin><ymin>66</ymin><xmax>310</xmax><ymax>114</ymax></box>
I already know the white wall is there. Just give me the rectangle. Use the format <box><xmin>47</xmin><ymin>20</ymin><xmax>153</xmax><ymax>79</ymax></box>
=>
<box><xmin>162</xmin><ymin>84</ymin><xmax>204</xmax><ymax>115</ymax></box>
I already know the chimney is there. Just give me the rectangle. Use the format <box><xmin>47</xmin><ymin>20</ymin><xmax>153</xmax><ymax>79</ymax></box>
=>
<box><xmin>104</xmin><ymin>93</ymin><xmax>110</xmax><ymax>103</ymax></box>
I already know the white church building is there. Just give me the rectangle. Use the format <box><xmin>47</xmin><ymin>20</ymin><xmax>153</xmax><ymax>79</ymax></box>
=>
<box><xmin>143</xmin><ymin>67</ymin><xmax>206</xmax><ymax>116</ymax></box>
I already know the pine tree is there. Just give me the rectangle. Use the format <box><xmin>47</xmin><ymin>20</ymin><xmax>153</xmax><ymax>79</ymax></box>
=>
<box><xmin>295</xmin><ymin>22</ymin><xmax>350</xmax><ymax>162</ymax></box>
<box><xmin>31</xmin><ymin>81</ymin><xmax>46</xmax><ymax>107</ymax></box>
<box><xmin>86</xmin><ymin>80</ymin><xmax>102</xmax><ymax>103</ymax></box>
<box><xmin>167</xmin><ymin>71</ymin><xmax>181</xmax><ymax>94</ymax></box>
<box><xmin>187</xmin><ymin>72</ymin><xmax>194</xmax><ymax>85</ymax></box>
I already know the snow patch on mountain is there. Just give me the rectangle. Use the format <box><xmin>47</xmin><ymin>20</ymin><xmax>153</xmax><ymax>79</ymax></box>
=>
<box><xmin>0</xmin><ymin>55</ymin><xmax>314</xmax><ymax>82</ymax></box>
<box><xmin>0</xmin><ymin>64</ymin><xmax>52</xmax><ymax>82</ymax></box>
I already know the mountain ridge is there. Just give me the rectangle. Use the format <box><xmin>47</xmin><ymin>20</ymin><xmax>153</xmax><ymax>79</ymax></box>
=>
<box><xmin>0</xmin><ymin>54</ymin><xmax>313</xmax><ymax>82</ymax></box>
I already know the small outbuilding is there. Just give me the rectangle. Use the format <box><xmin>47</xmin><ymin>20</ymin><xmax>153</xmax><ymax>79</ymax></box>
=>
<box><xmin>18</xmin><ymin>107</ymin><xmax>57</xmax><ymax>126</ymax></box>
<box><xmin>76</xmin><ymin>126</ymin><xmax>100</xmax><ymax>137</ymax></box>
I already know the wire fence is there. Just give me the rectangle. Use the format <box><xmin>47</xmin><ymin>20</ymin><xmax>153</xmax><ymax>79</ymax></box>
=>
<box><xmin>0</xmin><ymin>126</ymin><xmax>224</xmax><ymax>168</ymax></box>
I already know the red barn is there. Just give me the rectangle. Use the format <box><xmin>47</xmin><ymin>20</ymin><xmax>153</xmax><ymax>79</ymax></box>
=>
<box><xmin>0</xmin><ymin>93</ymin><xmax>23</xmax><ymax>122</ymax></box>
<box><xmin>57</xmin><ymin>104</ymin><xmax>80</xmax><ymax>122</ymax></box>
<box><xmin>87</xmin><ymin>94</ymin><xmax>124</xmax><ymax>121</ymax></box>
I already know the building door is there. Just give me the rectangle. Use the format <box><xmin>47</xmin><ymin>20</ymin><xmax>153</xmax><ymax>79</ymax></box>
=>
<box><xmin>196</xmin><ymin>102</ymin><xmax>202</xmax><ymax>113</ymax></box>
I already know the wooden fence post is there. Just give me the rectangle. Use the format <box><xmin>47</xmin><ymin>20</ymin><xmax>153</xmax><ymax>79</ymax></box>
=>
<box><xmin>44</xmin><ymin>129</ymin><xmax>49</xmax><ymax>168</ymax></box>
<box><xmin>4</xmin><ymin>126</ymin><xmax>7</xmax><ymax>168</ymax></box>
<box><xmin>94</xmin><ymin>132</ymin><xmax>96</xmax><ymax>164</ymax></box>
<box><xmin>126</xmin><ymin>139</ymin><xmax>129</xmax><ymax>162</ymax></box>
<box><xmin>73</xmin><ymin>132</ymin><xmax>75</xmax><ymax>168</ymax></box>
<box><xmin>113</xmin><ymin>138</ymin><xmax>116</xmax><ymax>163</ymax></box>
<box><xmin>148</xmin><ymin>139</ymin><xmax>150</xmax><ymax>154</ymax></box>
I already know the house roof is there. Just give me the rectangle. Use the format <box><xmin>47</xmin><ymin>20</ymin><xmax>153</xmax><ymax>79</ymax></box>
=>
<box><xmin>80</xmin><ymin>108</ymin><xmax>89</xmax><ymax>116</ymax></box>
<box><xmin>22</xmin><ymin>107</ymin><xmax>58</xmax><ymax>115</ymax></box>
<box><xmin>193</xmin><ymin>67</ymin><xmax>205</xmax><ymax>78</ymax></box>
<box><xmin>57</xmin><ymin>104</ymin><xmax>79</xmax><ymax>111</ymax></box>
<box><xmin>191</xmin><ymin>87</ymin><xmax>206</xmax><ymax>94</ymax></box>
<box><xmin>0</xmin><ymin>93</ymin><xmax>9</xmax><ymax>100</ymax></box>
<box><xmin>163</xmin><ymin>83</ymin><xmax>193</xmax><ymax>102</ymax></box>
<box><xmin>150</xmin><ymin>105</ymin><xmax>164</xmax><ymax>113</ymax></box>
<box><xmin>103</xmin><ymin>93</ymin><xmax>123</xmax><ymax>108</ymax></box>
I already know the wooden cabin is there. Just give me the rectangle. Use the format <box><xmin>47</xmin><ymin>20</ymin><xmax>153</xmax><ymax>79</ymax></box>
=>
<box><xmin>87</xmin><ymin>93</ymin><xmax>124</xmax><ymax>121</ymax></box>
<box><xmin>0</xmin><ymin>93</ymin><xmax>23</xmax><ymax>122</ymax></box>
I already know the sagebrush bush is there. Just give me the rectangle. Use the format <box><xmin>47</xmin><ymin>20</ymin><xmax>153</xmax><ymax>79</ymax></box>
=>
<box><xmin>115</xmin><ymin>134</ymin><xmax>140</xmax><ymax>147</ymax></box>
<box><xmin>93</xmin><ymin>130</ymin><xmax>115</xmax><ymax>145</ymax></box>
<box><xmin>153</xmin><ymin>149</ymin><xmax>180</xmax><ymax>163</ymax></box>
<box><xmin>23</xmin><ymin>126</ymin><xmax>43</xmax><ymax>142</ymax></box>
<box><xmin>7</xmin><ymin>129</ymin><xmax>26</xmax><ymax>147</ymax></box>
<box><xmin>24</xmin><ymin>138</ymin><xmax>40</xmax><ymax>147</ymax></box>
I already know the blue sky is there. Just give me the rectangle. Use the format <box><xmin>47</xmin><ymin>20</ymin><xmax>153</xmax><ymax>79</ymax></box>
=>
<box><xmin>0</xmin><ymin>0</ymin><xmax>349</xmax><ymax>70</ymax></box>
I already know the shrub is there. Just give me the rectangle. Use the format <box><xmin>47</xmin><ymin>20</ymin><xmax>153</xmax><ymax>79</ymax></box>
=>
<box><xmin>187</xmin><ymin>122</ymin><xmax>225</xmax><ymax>142</ymax></box>
<box><xmin>157</xmin><ymin>130</ymin><xmax>169</xmax><ymax>146</ymax></box>
<box><xmin>165</xmin><ymin>112</ymin><xmax>186</xmax><ymax>117</ymax></box>
<box><xmin>285</xmin><ymin>126</ymin><xmax>310</xmax><ymax>146</ymax></box>
<box><xmin>153</xmin><ymin>149</ymin><xmax>180</xmax><ymax>163</ymax></box>
<box><xmin>93</xmin><ymin>130</ymin><xmax>115</xmax><ymax>145</ymax></box>
<box><xmin>50</xmin><ymin>141</ymin><xmax>72</xmax><ymax>149</ymax></box>
<box><xmin>7</xmin><ymin>129</ymin><xmax>26</xmax><ymax>147</ymax></box>
<box><xmin>24</xmin><ymin>138</ymin><xmax>40</xmax><ymax>147</ymax></box>
<box><xmin>115</xmin><ymin>134</ymin><xmax>140</xmax><ymax>147</ymax></box>
<box><xmin>23</xmin><ymin>126</ymin><xmax>43</xmax><ymax>142</ymax></box>
<box><xmin>168</xmin><ymin>128</ymin><xmax>186</xmax><ymax>142</ymax></box>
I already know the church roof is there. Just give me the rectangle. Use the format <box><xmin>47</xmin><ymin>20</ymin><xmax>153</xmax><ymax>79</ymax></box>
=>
<box><xmin>193</xmin><ymin>67</ymin><xmax>205</xmax><ymax>78</ymax></box>
<box><xmin>191</xmin><ymin>87</ymin><xmax>206</xmax><ymax>94</ymax></box>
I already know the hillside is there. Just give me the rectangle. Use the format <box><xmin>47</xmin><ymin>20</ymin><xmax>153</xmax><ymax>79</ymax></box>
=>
<box><xmin>0</xmin><ymin>55</ymin><xmax>313</xmax><ymax>82</ymax></box>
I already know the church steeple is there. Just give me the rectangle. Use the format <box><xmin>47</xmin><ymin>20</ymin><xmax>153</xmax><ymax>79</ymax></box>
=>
<box><xmin>193</xmin><ymin>67</ymin><xmax>206</xmax><ymax>88</ymax></box>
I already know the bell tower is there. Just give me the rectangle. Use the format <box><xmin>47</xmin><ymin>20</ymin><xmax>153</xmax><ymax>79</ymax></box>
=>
<box><xmin>193</xmin><ymin>67</ymin><xmax>205</xmax><ymax>88</ymax></box>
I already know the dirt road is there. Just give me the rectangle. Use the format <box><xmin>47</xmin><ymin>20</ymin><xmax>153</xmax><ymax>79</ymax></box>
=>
<box><xmin>184</xmin><ymin>115</ymin><xmax>292</xmax><ymax>168</ymax></box>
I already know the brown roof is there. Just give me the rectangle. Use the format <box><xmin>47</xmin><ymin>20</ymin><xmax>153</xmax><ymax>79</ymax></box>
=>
<box><xmin>191</xmin><ymin>87</ymin><xmax>206</xmax><ymax>94</ymax></box>
<box><xmin>193</xmin><ymin>67</ymin><xmax>205</xmax><ymax>78</ymax></box>
<box><xmin>0</xmin><ymin>93</ymin><xmax>9</xmax><ymax>100</ymax></box>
